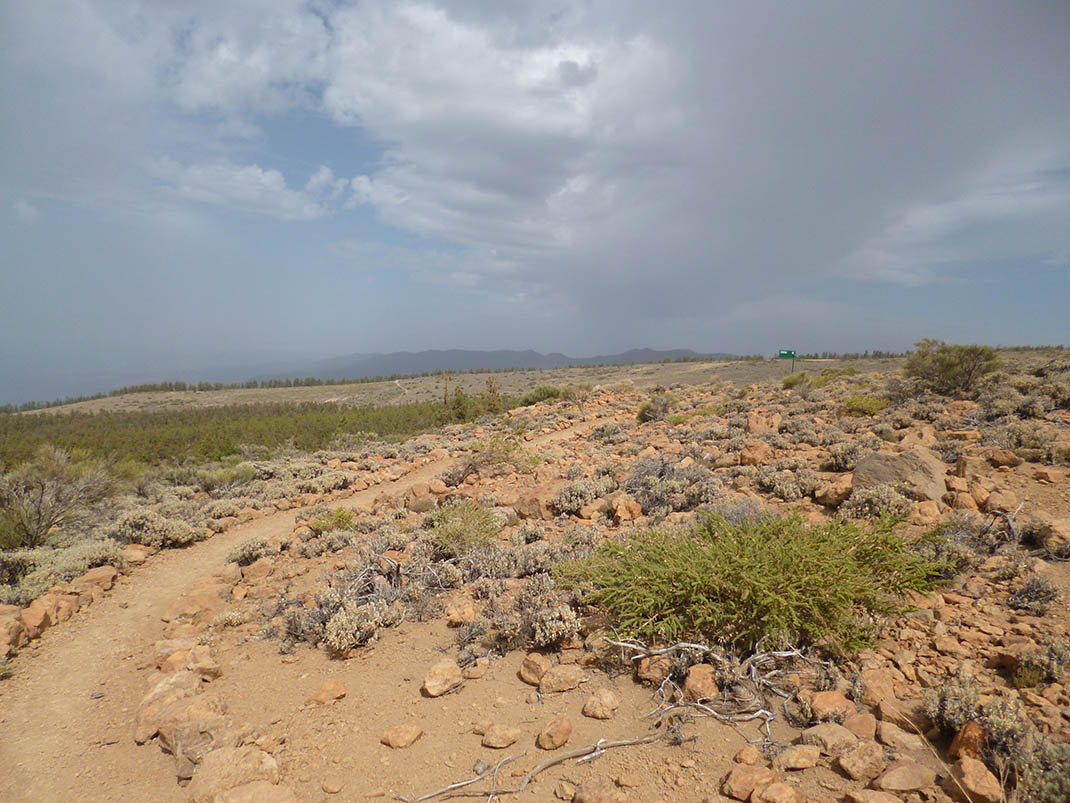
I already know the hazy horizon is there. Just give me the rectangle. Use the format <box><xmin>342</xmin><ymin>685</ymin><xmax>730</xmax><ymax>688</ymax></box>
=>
<box><xmin>4</xmin><ymin>2</ymin><xmax>1069</xmax><ymax>404</ymax></box>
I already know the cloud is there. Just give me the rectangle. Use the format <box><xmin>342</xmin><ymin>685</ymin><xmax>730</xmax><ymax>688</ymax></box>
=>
<box><xmin>153</xmin><ymin>159</ymin><xmax>326</xmax><ymax>221</ymax></box>
<box><xmin>13</xmin><ymin>199</ymin><xmax>41</xmax><ymax>225</ymax></box>
<box><xmin>3</xmin><ymin>0</ymin><xmax>1070</xmax><ymax>403</ymax></box>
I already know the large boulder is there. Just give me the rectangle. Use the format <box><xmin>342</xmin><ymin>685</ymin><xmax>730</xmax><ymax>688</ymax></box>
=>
<box><xmin>852</xmin><ymin>447</ymin><xmax>948</xmax><ymax>503</ymax></box>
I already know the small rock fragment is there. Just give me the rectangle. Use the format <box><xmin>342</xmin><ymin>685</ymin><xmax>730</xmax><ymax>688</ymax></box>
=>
<box><xmin>778</xmin><ymin>744</ymin><xmax>820</xmax><ymax>770</ymax></box>
<box><xmin>519</xmin><ymin>652</ymin><xmax>553</xmax><ymax>686</ymax></box>
<box><xmin>582</xmin><ymin>688</ymin><xmax>620</xmax><ymax>720</ymax></box>
<box><xmin>537</xmin><ymin>717</ymin><xmax>572</xmax><ymax>750</ymax></box>
<box><xmin>422</xmin><ymin>660</ymin><xmax>464</xmax><ymax>697</ymax></box>
<box><xmin>380</xmin><ymin>724</ymin><xmax>424</xmax><ymax>749</ymax></box>
<box><xmin>305</xmin><ymin>680</ymin><xmax>346</xmax><ymax>706</ymax></box>
<box><xmin>538</xmin><ymin>664</ymin><xmax>585</xmax><ymax>693</ymax></box>
<box><xmin>722</xmin><ymin>764</ymin><xmax>777</xmax><ymax>801</ymax></box>
<box><xmin>481</xmin><ymin>724</ymin><xmax>522</xmax><ymax>749</ymax></box>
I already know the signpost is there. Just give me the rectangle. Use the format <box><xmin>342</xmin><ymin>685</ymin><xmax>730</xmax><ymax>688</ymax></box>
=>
<box><xmin>778</xmin><ymin>350</ymin><xmax>796</xmax><ymax>371</ymax></box>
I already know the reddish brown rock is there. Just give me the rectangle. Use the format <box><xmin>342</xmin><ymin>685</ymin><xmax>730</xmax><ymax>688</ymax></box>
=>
<box><xmin>635</xmin><ymin>655</ymin><xmax>672</xmax><ymax>685</ymax></box>
<box><xmin>815</xmin><ymin>474</ymin><xmax>853</xmax><ymax>507</ymax></box>
<box><xmin>481</xmin><ymin>724</ymin><xmax>522</xmax><ymax>748</ymax></box>
<box><xmin>537</xmin><ymin>717</ymin><xmax>572</xmax><ymax>750</ymax></box>
<box><xmin>778</xmin><ymin>744</ymin><xmax>820</xmax><ymax>770</ymax></box>
<box><xmin>582</xmin><ymin>688</ymin><xmax>620</xmax><ymax>720</ymax></box>
<box><xmin>873</xmin><ymin>760</ymin><xmax>937</xmax><ymax>793</ymax></box>
<box><xmin>949</xmin><ymin>721</ymin><xmax>985</xmax><ymax>760</ymax></box>
<box><xmin>722</xmin><ymin>764</ymin><xmax>777</xmax><ymax>800</ymax></box>
<box><xmin>305</xmin><ymin>680</ymin><xmax>346</xmax><ymax>705</ymax></box>
<box><xmin>380</xmin><ymin>724</ymin><xmax>423</xmax><ymax>749</ymax></box>
<box><xmin>612</xmin><ymin>495</ymin><xmax>642</xmax><ymax>524</ymax></box>
<box><xmin>539</xmin><ymin>664</ymin><xmax>585</xmax><ymax>693</ymax></box>
<box><xmin>740</xmin><ymin>441</ymin><xmax>773</xmax><ymax>466</ymax></box>
<box><xmin>0</xmin><ymin>615</ymin><xmax>27</xmax><ymax>656</ymax></box>
<box><xmin>800</xmin><ymin>723</ymin><xmax>857</xmax><ymax>755</ymax></box>
<box><xmin>811</xmin><ymin>690</ymin><xmax>856</xmax><ymax>721</ymax></box>
<box><xmin>683</xmin><ymin>663</ymin><xmax>718</xmax><ymax>701</ymax></box>
<box><xmin>753</xmin><ymin>782</ymin><xmax>806</xmax><ymax>803</ymax></box>
<box><xmin>836</xmin><ymin>740</ymin><xmax>886</xmax><ymax>782</ymax></box>
<box><xmin>949</xmin><ymin>757</ymin><xmax>1001</xmax><ymax>803</ymax></box>
<box><xmin>843</xmin><ymin>712</ymin><xmax>878</xmax><ymax>740</ymax></box>
<box><xmin>571</xmin><ymin>780</ymin><xmax>625</xmax><ymax>803</ymax></box>
<box><xmin>986</xmin><ymin>449</ymin><xmax>1021</xmax><ymax>468</ymax></box>
<box><xmin>422</xmin><ymin>661</ymin><xmax>463</xmax><ymax>697</ymax></box>
<box><xmin>519</xmin><ymin>652</ymin><xmax>552</xmax><ymax>686</ymax></box>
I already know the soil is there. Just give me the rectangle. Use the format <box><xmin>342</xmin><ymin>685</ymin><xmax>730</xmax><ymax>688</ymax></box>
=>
<box><xmin>3</xmin><ymin>359</ymin><xmax>1068</xmax><ymax>803</ymax></box>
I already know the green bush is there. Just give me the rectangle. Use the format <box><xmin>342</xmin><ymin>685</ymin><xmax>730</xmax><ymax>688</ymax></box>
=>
<box><xmin>636</xmin><ymin>393</ymin><xmax>674</xmax><ymax>423</ymax></box>
<box><xmin>782</xmin><ymin>372</ymin><xmax>810</xmax><ymax>390</ymax></box>
<box><xmin>309</xmin><ymin>507</ymin><xmax>357</xmax><ymax>534</ymax></box>
<box><xmin>518</xmin><ymin>385</ymin><xmax>564</xmax><ymax>406</ymax></box>
<box><xmin>844</xmin><ymin>395</ymin><xmax>889</xmax><ymax>416</ymax></box>
<box><xmin>904</xmin><ymin>339</ymin><xmax>1000</xmax><ymax>396</ymax></box>
<box><xmin>430</xmin><ymin>499</ymin><xmax>501</xmax><ymax>559</ymax></box>
<box><xmin>556</xmin><ymin>512</ymin><xmax>940</xmax><ymax>653</ymax></box>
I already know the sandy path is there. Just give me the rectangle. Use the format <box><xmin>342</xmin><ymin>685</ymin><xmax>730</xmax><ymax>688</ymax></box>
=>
<box><xmin>0</xmin><ymin>419</ymin><xmax>601</xmax><ymax>802</ymax></box>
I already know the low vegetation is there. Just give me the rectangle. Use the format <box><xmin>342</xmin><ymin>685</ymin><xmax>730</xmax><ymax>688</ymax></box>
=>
<box><xmin>904</xmin><ymin>338</ymin><xmax>1000</xmax><ymax>395</ymax></box>
<box><xmin>557</xmin><ymin>511</ymin><xmax>942</xmax><ymax>654</ymax></box>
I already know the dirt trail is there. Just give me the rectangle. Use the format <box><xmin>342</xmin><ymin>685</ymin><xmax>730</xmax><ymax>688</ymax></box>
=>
<box><xmin>0</xmin><ymin>419</ymin><xmax>602</xmax><ymax>802</ymax></box>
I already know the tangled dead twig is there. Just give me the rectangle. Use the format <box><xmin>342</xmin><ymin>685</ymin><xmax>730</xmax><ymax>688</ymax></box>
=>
<box><xmin>396</xmin><ymin>728</ymin><xmax>669</xmax><ymax>802</ymax></box>
<box><xmin>607</xmin><ymin>638</ymin><xmax>835</xmax><ymax>748</ymax></box>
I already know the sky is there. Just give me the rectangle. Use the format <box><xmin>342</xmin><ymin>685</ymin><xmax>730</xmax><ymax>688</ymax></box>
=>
<box><xmin>2</xmin><ymin>1</ymin><xmax>1069</xmax><ymax>403</ymax></box>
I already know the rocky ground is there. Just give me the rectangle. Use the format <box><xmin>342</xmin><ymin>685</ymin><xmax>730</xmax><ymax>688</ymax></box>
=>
<box><xmin>2</xmin><ymin>355</ymin><xmax>1069</xmax><ymax>802</ymax></box>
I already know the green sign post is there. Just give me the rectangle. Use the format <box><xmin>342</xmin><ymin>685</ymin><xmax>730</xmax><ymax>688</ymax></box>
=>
<box><xmin>778</xmin><ymin>350</ymin><xmax>796</xmax><ymax>371</ymax></box>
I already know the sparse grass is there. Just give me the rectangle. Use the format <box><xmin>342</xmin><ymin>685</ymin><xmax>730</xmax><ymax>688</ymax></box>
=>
<box><xmin>556</xmin><ymin>511</ymin><xmax>941</xmax><ymax>653</ymax></box>
<box><xmin>429</xmin><ymin>499</ymin><xmax>501</xmax><ymax>559</ymax></box>
<box><xmin>844</xmin><ymin>395</ymin><xmax>889</xmax><ymax>416</ymax></box>
<box><xmin>308</xmin><ymin>507</ymin><xmax>357</xmax><ymax>535</ymax></box>
<box><xmin>637</xmin><ymin>393</ymin><xmax>674</xmax><ymax>423</ymax></box>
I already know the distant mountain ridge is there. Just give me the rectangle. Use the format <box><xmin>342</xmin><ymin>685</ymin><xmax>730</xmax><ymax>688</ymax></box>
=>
<box><xmin>251</xmin><ymin>347</ymin><xmax>731</xmax><ymax>382</ymax></box>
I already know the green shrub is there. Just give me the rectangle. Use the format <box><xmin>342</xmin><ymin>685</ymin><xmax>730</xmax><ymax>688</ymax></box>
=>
<box><xmin>636</xmin><ymin>393</ymin><xmax>674</xmax><ymax>423</ymax></box>
<box><xmin>430</xmin><ymin>499</ymin><xmax>500</xmax><ymax>559</ymax></box>
<box><xmin>518</xmin><ymin>385</ymin><xmax>564</xmax><ymax>406</ymax></box>
<box><xmin>782</xmin><ymin>372</ymin><xmax>810</xmax><ymax>390</ymax></box>
<box><xmin>844</xmin><ymin>395</ymin><xmax>889</xmax><ymax>416</ymax></box>
<box><xmin>556</xmin><ymin>512</ymin><xmax>940</xmax><ymax>653</ymax></box>
<box><xmin>904</xmin><ymin>339</ymin><xmax>1000</xmax><ymax>396</ymax></box>
<box><xmin>0</xmin><ymin>656</ymin><xmax>10</xmax><ymax>679</ymax></box>
<box><xmin>309</xmin><ymin>507</ymin><xmax>357</xmax><ymax>534</ymax></box>
<box><xmin>811</xmin><ymin>367</ymin><xmax>859</xmax><ymax>388</ymax></box>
